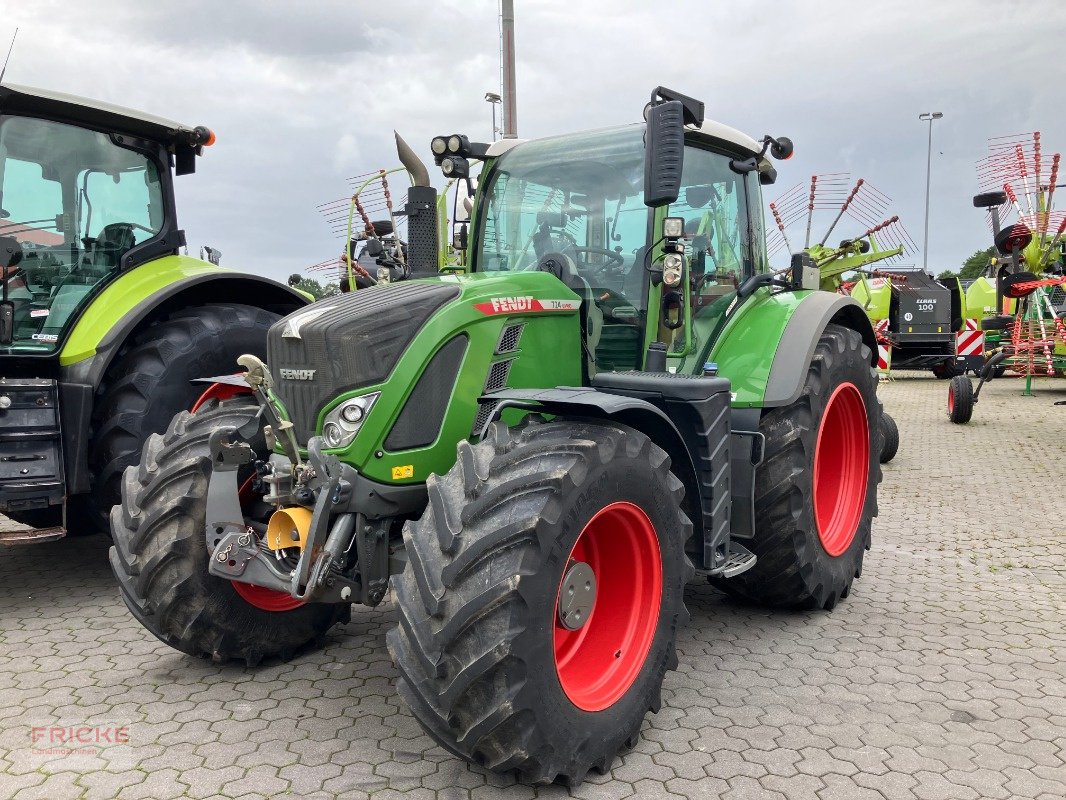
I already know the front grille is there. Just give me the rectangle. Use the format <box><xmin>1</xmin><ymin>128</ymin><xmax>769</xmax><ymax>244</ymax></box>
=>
<box><xmin>268</xmin><ymin>282</ymin><xmax>460</xmax><ymax>440</ymax></box>
<box><xmin>384</xmin><ymin>335</ymin><xmax>467</xmax><ymax>451</ymax></box>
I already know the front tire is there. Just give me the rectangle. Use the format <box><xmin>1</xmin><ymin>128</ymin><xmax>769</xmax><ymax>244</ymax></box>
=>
<box><xmin>712</xmin><ymin>323</ymin><xmax>881</xmax><ymax>609</ymax></box>
<box><xmin>109</xmin><ymin>398</ymin><xmax>349</xmax><ymax>665</ymax></box>
<box><xmin>388</xmin><ymin>418</ymin><xmax>692</xmax><ymax>784</ymax></box>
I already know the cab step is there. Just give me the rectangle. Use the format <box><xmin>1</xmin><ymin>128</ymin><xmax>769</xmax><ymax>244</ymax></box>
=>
<box><xmin>706</xmin><ymin>541</ymin><xmax>756</xmax><ymax>578</ymax></box>
<box><xmin>0</xmin><ymin>524</ymin><xmax>66</xmax><ymax>546</ymax></box>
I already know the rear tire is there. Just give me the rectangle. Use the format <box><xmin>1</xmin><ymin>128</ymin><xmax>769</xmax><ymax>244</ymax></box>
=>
<box><xmin>948</xmin><ymin>375</ymin><xmax>974</xmax><ymax>424</ymax></box>
<box><xmin>88</xmin><ymin>303</ymin><xmax>279</xmax><ymax>532</ymax></box>
<box><xmin>388</xmin><ymin>418</ymin><xmax>692</xmax><ymax>784</ymax></box>
<box><xmin>711</xmin><ymin>324</ymin><xmax>880</xmax><ymax>609</ymax></box>
<box><xmin>879</xmin><ymin>412</ymin><xmax>899</xmax><ymax>464</ymax></box>
<box><xmin>108</xmin><ymin>398</ymin><xmax>349</xmax><ymax>665</ymax></box>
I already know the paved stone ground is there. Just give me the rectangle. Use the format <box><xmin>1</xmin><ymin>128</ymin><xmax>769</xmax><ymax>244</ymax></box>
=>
<box><xmin>0</xmin><ymin>374</ymin><xmax>1064</xmax><ymax>800</ymax></box>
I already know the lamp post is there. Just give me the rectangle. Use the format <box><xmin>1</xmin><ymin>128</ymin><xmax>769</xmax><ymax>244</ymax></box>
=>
<box><xmin>485</xmin><ymin>92</ymin><xmax>501</xmax><ymax>141</ymax></box>
<box><xmin>918</xmin><ymin>111</ymin><xmax>944</xmax><ymax>273</ymax></box>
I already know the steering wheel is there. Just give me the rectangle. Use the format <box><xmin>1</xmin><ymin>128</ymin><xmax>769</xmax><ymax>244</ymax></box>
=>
<box><xmin>570</xmin><ymin>246</ymin><xmax>624</xmax><ymax>270</ymax></box>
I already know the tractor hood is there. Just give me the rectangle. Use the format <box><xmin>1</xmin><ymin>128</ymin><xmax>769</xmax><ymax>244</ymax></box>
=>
<box><xmin>265</xmin><ymin>272</ymin><xmax>585</xmax><ymax>483</ymax></box>
<box><xmin>268</xmin><ymin>281</ymin><xmax>461</xmax><ymax>441</ymax></box>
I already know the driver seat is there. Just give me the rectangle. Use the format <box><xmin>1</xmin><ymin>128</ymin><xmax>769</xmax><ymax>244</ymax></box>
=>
<box><xmin>92</xmin><ymin>223</ymin><xmax>137</xmax><ymax>269</ymax></box>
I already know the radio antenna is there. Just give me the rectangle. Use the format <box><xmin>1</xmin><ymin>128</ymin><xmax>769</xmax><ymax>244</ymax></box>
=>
<box><xmin>0</xmin><ymin>28</ymin><xmax>18</xmax><ymax>85</ymax></box>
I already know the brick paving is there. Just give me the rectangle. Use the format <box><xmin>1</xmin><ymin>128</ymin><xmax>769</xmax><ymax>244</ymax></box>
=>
<box><xmin>0</xmin><ymin>374</ymin><xmax>1064</xmax><ymax>799</ymax></box>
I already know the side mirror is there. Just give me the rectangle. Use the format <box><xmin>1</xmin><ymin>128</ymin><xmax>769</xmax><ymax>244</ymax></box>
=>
<box><xmin>644</xmin><ymin>100</ymin><xmax>685</xmax><ymax>207</ymax></box>
<box><xmin>769</xmin><ymin>136</ymin><xmax>794</xmax><ymax>160</ymax></box>
<box><xmin>453</xmin><ymin>223</ymin><xmax>468</xmax><ymax>252</ymax></box>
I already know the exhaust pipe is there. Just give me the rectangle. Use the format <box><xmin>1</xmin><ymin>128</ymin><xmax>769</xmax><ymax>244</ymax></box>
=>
<box><xmin>395</xmin><ymin>131</ymin><xmax>430</xmax><ymax>188</ymax></box>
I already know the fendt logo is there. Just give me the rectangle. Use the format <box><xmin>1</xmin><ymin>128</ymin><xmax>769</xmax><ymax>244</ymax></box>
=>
<box><xmin>490</xmin><ymin>296</ymin><xmax>535</xmax><ymax>313</ymax></box>
<box><xmin>473</xmin><ymin>297</ymin><xmax>581</xmax><ymax>315</ymax></box>
<box><xmin>280</xmin><ymin>368</ymin><xmax>317</xmax><ymax>381</ymax></box>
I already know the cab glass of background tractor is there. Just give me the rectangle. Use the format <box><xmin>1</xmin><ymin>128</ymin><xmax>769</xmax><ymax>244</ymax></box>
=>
<box><xmin>473</xmin><ymin>126</ymin><xmax>764</xmax><ymax>371</ymax></box>
<box><xmin>0</xmin><ymin>115</ymin><xmax>165</xmax><ymax>351</ymax></box>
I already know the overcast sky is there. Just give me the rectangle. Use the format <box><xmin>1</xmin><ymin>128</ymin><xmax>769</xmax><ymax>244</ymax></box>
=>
<box><xmin>3</xmin><ymin>0</ymin><xmax>1064</xmax><ymax>282</ymax></box>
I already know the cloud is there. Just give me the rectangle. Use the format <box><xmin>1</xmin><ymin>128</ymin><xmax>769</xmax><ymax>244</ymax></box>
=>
<box><xmin>3</xmin><ymin>0</ymin><xmax>1065</xmax><ymax>280</ymax></box>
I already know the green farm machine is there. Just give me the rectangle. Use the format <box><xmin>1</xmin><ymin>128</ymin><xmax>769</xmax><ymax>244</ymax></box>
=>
<box><xmin>0</xmin><ymin>83</ymin><xmax>306</xmax><ymax>543</ymax></box>
<box><xmin>111</xmin><ymin>88</ymin><xmax>883</xmax><ymax>783</ymax></box>
<box><xmin>947</xmin><ymin>132</ymin><xmax>1066</xmax><ymax>423</ymax></box>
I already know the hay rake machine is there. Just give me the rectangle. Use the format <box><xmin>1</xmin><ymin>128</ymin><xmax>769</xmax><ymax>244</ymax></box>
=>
<box><xmin>769</xmin><ymin>174</ymin><xmax>969</xmax><ymax>379</ymax></box>
<box><xmin>309</xmin><ymin>165</ymin><xmax>416</xmax><ymax>289</ymax></box>
<box><xmin>948</xmin><ymin>132</ymin><xmax>1066</xmax><ymax>423</ymax></box>
<box><xmin>768</xmin><ymin>174</ymin><xmax>911</xmax><ymax>462</ymax></box>
<box><xmin>305</xmin><ymin>142</ymin><xmax>464</xmax><ymax>292</ymax></box>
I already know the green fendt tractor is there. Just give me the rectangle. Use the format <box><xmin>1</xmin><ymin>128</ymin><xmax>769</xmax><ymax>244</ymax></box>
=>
<box><xmin>111</xmin><ymin>87</ymin><xmax>882</xmax><ymax>784</ymax></box>
<box><xmin>0</xmin><ymin>83</ymin><xmax>305</xmax><ymax>543</ymax></box>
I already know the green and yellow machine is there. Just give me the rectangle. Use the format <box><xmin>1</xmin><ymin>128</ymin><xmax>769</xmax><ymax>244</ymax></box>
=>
<box><xmin>0</xmin><ymin>83</ymin><xmax>306</xmax><ymax>542</ymax></box>
<box><xmin>111</xmin><ymin>87</ymin><xmax>883</xmax><ymax>783</ymax></box>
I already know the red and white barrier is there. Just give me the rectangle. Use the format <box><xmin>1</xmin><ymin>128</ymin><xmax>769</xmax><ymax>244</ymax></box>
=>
<box><xmin>956</xmin><ymin>318</ymin><xmax>984</xmax><ymax>357</ymax></box>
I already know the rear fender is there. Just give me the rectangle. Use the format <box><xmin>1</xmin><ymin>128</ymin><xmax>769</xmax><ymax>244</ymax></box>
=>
<box><xmin>709</xmin><ymin>290</ymin><xmax>876</xmax><ymax>409</ymax></box>
<box><xmin>763</xmin><ymin>294</ymin><xmax>876</xmax><ymax>407</ymax></box>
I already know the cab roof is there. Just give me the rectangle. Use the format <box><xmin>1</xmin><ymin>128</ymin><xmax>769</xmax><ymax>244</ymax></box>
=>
<box><xmin>0</xmin><ymin>82</ymin><xmax>199</xmax><ymax>145</ymax></box>
<box><xmin>486</xmin><ymin>120</ymin><xmax>764</xmax><ymax>160</ymax></box>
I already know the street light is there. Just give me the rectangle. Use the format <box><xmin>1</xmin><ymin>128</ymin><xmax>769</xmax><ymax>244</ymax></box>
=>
<box><xmin>485</xmin><ymin>92</ymin><xmax>502</xmax><ymax>141</ymax></box>
<box><xmin>918</xmin><ymin>111</ymin><xmax>944</xmax><ymax>273</ymax></box>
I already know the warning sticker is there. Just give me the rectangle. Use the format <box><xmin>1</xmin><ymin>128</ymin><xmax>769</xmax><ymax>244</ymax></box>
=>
<box><xmin>391</xmin><ymin>465</ymin><xmax>414</xmax><ymax>480</ymax></box>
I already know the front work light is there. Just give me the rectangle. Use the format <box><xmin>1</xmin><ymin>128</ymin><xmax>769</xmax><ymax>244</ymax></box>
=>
<box><xmin>662</xmin><ymin>217</ymin><xmax>685</xmax><ymax>240</ymax></box>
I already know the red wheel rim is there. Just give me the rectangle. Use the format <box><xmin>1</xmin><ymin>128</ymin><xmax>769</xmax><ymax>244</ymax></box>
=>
<box><xmin>813</xmin><ymin>382</ymin><xmax>869</xmax><ymax>557</ymax></box>
<box><xmin>228</xmin><ymin>476</ymin><xmax>305</xmax><ymax>613</ymax></box>
<box><xmin>948</xmin><ymin>386</ymin><xmax>955</xmax><ymax>415</ymax></box>
<box><xmin>553</xmin><ymin>502</ymin><xmax>662</xmax><ymax>712</ymax></box>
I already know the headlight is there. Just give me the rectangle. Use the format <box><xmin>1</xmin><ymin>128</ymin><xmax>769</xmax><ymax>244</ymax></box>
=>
<box><xmin>321</xmin><ymin>392</ymin><xmax>379</xmax><ymax>449</ymax></box>
<box><xmin>431</xmin><ymin>136</ymin><xmax>448</xmax><ymax>156</ymax></box>
<box><xmin>663</xmin><ymin>252</ymin><xmax>684</xmax><ymax>286</ymax></box>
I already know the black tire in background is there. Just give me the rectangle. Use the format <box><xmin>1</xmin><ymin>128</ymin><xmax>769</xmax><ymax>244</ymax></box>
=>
<box><xmin>880</xmin><ymin>412</ymin><xmax>899</xmax><ymax>464</ymax></box>
<box><xmin>932</xmin><ymin>360</ymin><xmax>960</xmax><ymax>380</ymax></box>
<box><xmin>109</xmin><ymin>398</ymin><xmax>350</xmax><ymax>665</ymax></box>
<box><xmin>88</xmin><ymin>303</ymin><xmax>278</xmax><ymax>532</ymax></box>
<box><xmin>711</xmin><ymin>323</ymin><xmax>881</xmax><ymax>610</ymax></box>
<box><xmin>388</xmin><ymin>418</ymin><xmax>692</xmax><ymax>785</ymax></box>
<box><xmin>948</xmin><ymin>375</ymin><xmax>974</xmax><ymax>424</ymax></box>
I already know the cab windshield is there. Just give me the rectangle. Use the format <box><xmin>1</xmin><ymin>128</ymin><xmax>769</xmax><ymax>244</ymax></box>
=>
<box><xmin>476</xmin><ymin>127</ymin><xmax>652</xmax><ymax>370</ymax></box>
<box><xmin>0</xmin><ymin>115</ymin><xmax>165</xmax><ymax>351</ymax></box>
<box><xmin>475</xmin><ymin>125</ymin><xmax>765</xmax><ymax>370</ymax></box>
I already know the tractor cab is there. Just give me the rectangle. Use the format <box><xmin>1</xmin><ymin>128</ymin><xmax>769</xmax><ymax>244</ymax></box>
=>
<box><xmin>468</xmin><ymin>123</ymin><xmax>770</xmax><ymax>373</ymax></box>
<box><xmin>0</xmin><ymin>83</ymin><xmax>213</xmax><ymax>353</ymax></box>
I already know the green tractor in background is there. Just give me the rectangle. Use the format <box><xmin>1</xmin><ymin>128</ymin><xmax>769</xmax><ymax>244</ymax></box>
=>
<box><xmin>0</xmin><ymin>83</ymin><xmax>306</xmax><ymax>543</ymax></box>
<box><xmin>111</xmin><ymin>87</ymin><xmax>883</xmax><ymax>784</ymax></box>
